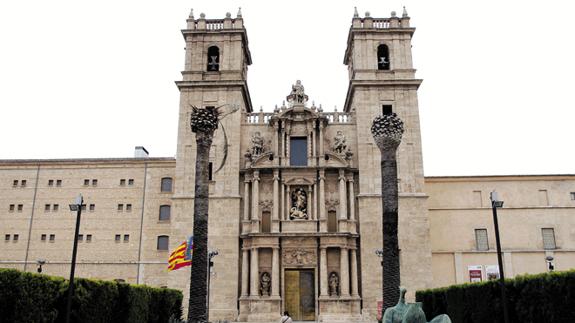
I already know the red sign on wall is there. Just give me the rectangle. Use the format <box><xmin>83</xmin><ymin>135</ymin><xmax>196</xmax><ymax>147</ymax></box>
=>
<box><xmin>377</xmin><ymin>300</ymin><xmax>383</xmax><ymax>320</ymax></box>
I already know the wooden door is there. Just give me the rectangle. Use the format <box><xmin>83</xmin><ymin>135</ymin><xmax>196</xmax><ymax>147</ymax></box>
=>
<box><xmin>284</xmin><ymin>269</ymin><xmax>315</xmax><ymax>321</ymax></box>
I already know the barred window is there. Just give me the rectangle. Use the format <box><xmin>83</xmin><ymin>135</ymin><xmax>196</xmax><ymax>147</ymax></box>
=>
<box><xmin>159</xmin><ymin>205</ymin><xmax>171</xmax><ymax>221</ymax></box>
<box><xmin>157</xmin><ymin>235</ymin><xmax>169</xmax><ymax>250</ymax></box>
<box><xmin>542</xmin><ymin>228</ymin><xmax>556</xmax><ymax>250</ymax></box>
<box><xmin>161</xmin><ymin>177</ymin><xmax>173</xmax><ymax>192</ymax></box>
<box><xmin>475</xmin><ymin>229</ymin><xmax>489</xmax><ymax>251</ymax></box>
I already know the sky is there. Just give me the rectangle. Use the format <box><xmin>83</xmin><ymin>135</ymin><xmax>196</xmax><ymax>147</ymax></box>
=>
<box><xmin>0</xmin><ymin>0</ymin><xmax>573</xmax><ymax>176</ymax></box>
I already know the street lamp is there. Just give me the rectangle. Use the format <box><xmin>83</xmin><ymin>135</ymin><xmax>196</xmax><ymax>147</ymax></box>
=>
<box><xmin>65</xmin><ymin>194</ymin><xmax>84</xmax><ymax>323</ymax></box>
<box><xmin>375</xmin><ymin>249</ymin><xmax>384</xmax><ymax>266</ymax></box>
<box><xmin>546</xmin><ymin>256</ymin><xmax>555</xmax><ymax>272</ymax></box>
<box><xmin>206</xmin><ymin>250</ymin><xmax>219</xmax><ymax>323</ymax></box>
<box><xmin>36</xmin><ymin>259</ymin><xmax>46</xmax><ymax>273</ymax></box>
<box><xmin>490</xmin><ymin>190</ymin><xmax>509</xmax><ymax>323</ymax></box>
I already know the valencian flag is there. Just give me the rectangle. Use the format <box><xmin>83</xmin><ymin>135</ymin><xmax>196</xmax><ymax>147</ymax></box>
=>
<box><xmin>167</xmin><ymin>236</ymin><xmax>193</xmax><ymax>271</ymax></box>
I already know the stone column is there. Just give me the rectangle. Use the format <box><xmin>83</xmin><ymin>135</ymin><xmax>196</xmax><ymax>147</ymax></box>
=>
<box><xmin>313</xmin><ymin>181</ymin><xmax>318</xmax><ymax>222</ymax></box>
<box><xmin>241</xmin><ymin>248</ymin><xmax>249</xmax><ymax>296</ymax></box>
<box><xmin>308</xmin><ymin>185</ymin><xmax>313</xmax><ymax>220</ymax></box>
<box><xmin>319</xmin><ymin>122</ymin><xmax>324</xmax><ymax>159</ymax></box>
<box><xmin>272</xmin><ymin>247</ymin><xmax>280</xmax><ymax>296</ymax></box>
<box><xmin>319</xmin><ymin>170</ymin><xmax>326</xmax><ymax>231</ymax></box>
<box><xmin>307</xmin><ymin>128</ymin><xmax>312</xmax><ymax>159</ymax></box>
<box><xmin>243</xmin><ymin>177</ymin><xmax>250</xmax><ymax>222</ymax></box>
<box><xmin>252</xmin><ymin>171</ymin><xmax>260</xmax><ymax>232</ymax></box>
<box><xmin>348</xmin><ymin>177</ymin><xmax>355</xmax><ymax>221</ymax></box>
<box><xmin>340</xmin><ymin>247</ymin><xmax>349</xmax><ymax>296</ymax></box>
<box><xmin>273</xmin><ymin>170</ymin><xmax>279</xmax><ymax>222</ymax></box>
<box><xmin>312</xmin><ymin>128</ymin><xmax>316</xmax><ymax>157</ymax></box>
<box><xmin>250</xmin><ymin>247</ymin><xmax>259</xmax><ymax>297</ymax></box>
<box><xmin>320</xmin><ymin>247</ymin><xmax>328</xmax><ymax>296</ymax></box>
<box><xmin>273</xmin><ymin>122</ymin><xmax>279</xmax><ymax>161</ymax></box>
<box><xmin>338</xmin><ymin>170</ymin><xmax>347</xmax><ymax>220</ymax></box>
<box><xmin>281</xmin><ymin>181</ymin><xmax>285</xmax><ymax>221</ymax></box>
<box><xmin>350</xmin><ymin>249</ymin><xmax>359</xmax><ymax>296</ymax></box>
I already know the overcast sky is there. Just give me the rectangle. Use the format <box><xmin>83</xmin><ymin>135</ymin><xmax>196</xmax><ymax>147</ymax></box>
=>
<box><xmin>0</xmin><ymin>0</ymin><xmax>573</xmax><ymax>176</ymax></box>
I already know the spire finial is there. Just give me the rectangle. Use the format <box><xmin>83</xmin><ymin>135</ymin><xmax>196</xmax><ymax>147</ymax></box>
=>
<box><xmin>391</xmin><ymin>11</ymin><xmax>397</xmax><ymax>18</ymax></box>
<box><xmin>365</xmin><ymin>11</ymin><xmax>371</xmax><ymax>18</ymax></box>
<box><xmin>189</xmin><ymin>8</ymin><xmax>194</xmax><ymax>19</ymax></box>
<box><xmin>353</xmin><ymin>7</ymin><xmax>359</xmax><ymax>18</ymax></box>
<box><xmin>200</xmin><ymin>12</ymin><xmax>206</xmax><ymax>19</ymax></box>
<box><xmin>237</xmin><ymin>7</ymin><xmax>242</xmax><ymax>18</ymax></box>
<box><xmin>259</xmin><ymin>106</ymin><xmax>263</xmax><ymax>112</ymax></box>
<box><xmin>402</xmin><ymin>6</ymin><xmax>409</xmax><ymax>18</ymax></box>
<box><xmin>226</xmin><ymin>12</ymin><xmax>231</xmax><ymax>18</ymax></box>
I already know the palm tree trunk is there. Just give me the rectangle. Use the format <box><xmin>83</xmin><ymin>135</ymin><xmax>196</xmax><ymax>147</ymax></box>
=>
<box><xmin>380</xmin><ymin>149</ymin><xmax>400</xmax><ymax>311</ymax></box>
<box><xmin>188</xmin><ymin>131</ymin><xmax>213</xmax><ymax>323</ymax></box>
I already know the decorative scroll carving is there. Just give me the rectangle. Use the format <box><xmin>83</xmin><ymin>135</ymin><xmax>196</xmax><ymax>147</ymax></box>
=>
<box><xmin>329</xmin><ymin>272</ymin><xmax>340</xmax><ymax>296</ymax></box>
<box><xmin>325</xmin><ymin>197</ymin><xmax>339</xmax><ymax>212</ymax></box>
<box><xmin>282</xmin><ymin>249</ymin><xmax>317</xmax><ymax>266</ymax></box>
<box><xmin>260</xmin><ymin>272</ymin><xmax>271</xmax><ymax>296</ymax></box>
<box><xmin>259</xmin><ymin>199</ymin><xmax>273</xmax><ymax>212</ymax></box>
<box><xmin>290</xmin><ymin>187</ymin><xmax>308</xmax><ymax>220</ymax></box>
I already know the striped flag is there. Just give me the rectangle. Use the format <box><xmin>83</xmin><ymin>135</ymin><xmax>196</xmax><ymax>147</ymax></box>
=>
<box><xmin>167</xmin><ymin>236</ymin><xmax>193</xmax><ymax>271</ymax></box>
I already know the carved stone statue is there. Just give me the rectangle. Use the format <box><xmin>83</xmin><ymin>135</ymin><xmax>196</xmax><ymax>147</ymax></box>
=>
<box><xmin>289</xmin><ymin>187</ymin><xmax>308</xmax><ymax>220</ymax></box>
<box><xmin>382</xmin><ymin>287</ymin><xmax>452</xmax><ymax>323</ymax></box>
<box><xmin>328</xmin><ymin>272</ymin><xmax>340</xmax><ymax>296</ymax></box>
<box><xmin>251</xmin><ymin>131</ymin><xmax>264</xmax><ymax>156</ymax></box>
<box><xmin>260</xmin><ymin>272</ymin><xmax>271</xmax><ymax>296</ymax></box>
<box><xmin>332</xmin><ymin>130</ymin><xmax>347</xmax><ymax>154</ymax></box>
<box><xmin>286</xmin><ymin>80</ymin><xmax>309</xmax><ymax>104</ymax></box>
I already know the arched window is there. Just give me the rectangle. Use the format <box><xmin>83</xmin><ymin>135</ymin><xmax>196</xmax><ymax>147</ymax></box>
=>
<box><xmin>161</xmin><ymin>177</ymin><xmax>172</xmax><ymax>192</ymax></box>
<box><xmin>159</xmin><ymin>205</ymin><xmax>171</xmax><ymax>221</ymax></box>
<box><xmin>157</xmin><ymin>235</ymin><xmax>169</xmax><ymax>250</ymax></box>
<box><xmin>377</xmin><ymin>44</ymin><xmax>390</xmax><ymax>70</ymax></box>
<box><xmin>207</xmin><ymin>46</ymin><xmax>220</xmax><ymax>71</ymax></box>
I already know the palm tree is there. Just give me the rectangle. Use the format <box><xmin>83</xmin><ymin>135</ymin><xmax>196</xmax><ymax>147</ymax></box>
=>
<box><xmin>188</xmin><ymin>106</ymin><xmax>219</xmax><ymax>323</ymax></box>
<box><xmin>371</xmin><ymin>112</ymin><xmax>404</xmax><ymax>312</ymax></box>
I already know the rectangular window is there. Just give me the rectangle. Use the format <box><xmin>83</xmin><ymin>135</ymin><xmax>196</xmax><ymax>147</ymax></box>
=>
<box><xmin>49</xmin><ymin>234</ymin><xmax>55</xmax><ymax>242</ymax></box>
<box><xmin>45</xmin><ymin>204</ymin><xmax>51</xmax><ymax>212</ymax></box>
<box><xmin>41</xmin><ymin>234</ymin><xmax>46</xmax><ymax>241</ymax></box>
<box><xmin>382</xmin><ymin>105</ymin><xmax>393</xmax><ymax>115</ymax></box>
<box><xmin>208</xmin><ymin>162</ymin><xmax>213</xmax><ymax>181</ymax></box>
<box><xmin>128</xmin><ymin>179</ymin><xmax>134</xmax><ymax>186</ymax></box>
<box><xmin>13</xmin><ymin>234</ymin><xmax>18</xmax><ymax>241</ymax></box>
<box><xmin>48</xmin><ymin>179</ymin><xmax>54</xmax><ymax>186</ymax></box>
<box><xmin>123</xmin><ymin>234</ymin><xmax>129</xmax><ymax>242</ymax></box>
<box><xmin>542</xmin><ymin>228</ymin><xmax>556</xmax><ymax>250</ymax></box>
<box><xmin>56</xmin><ymin>180</ymin><xmax>62</xmax><ymax>187</ymax></box>
<box><xmin>53</xmin><ymin>204</ymin><xmax>59</xmax><ymax>212</ymax></box>
<box><xmin>120</xmin><ymin>179</ymin><xmax>126</xmax><ymax>186</ymax></box>
<box><xmin>118</xmin><ymin>204</ymin><xmax>124</xmax><ymax>211</ymax></box>
<box><xmin>81</xmin><ymin>205</ymin><xmax>86</xmax><ymax>211</ymax></box>
<box><xmin>570</xmin><ymin>192</ymin><xmax>575</xmax><ymax>200</ymax></box>
<box><xmin>126</xmin><ymin>204</ymin><xmax>132</xmax><ymax>212</ymax></box>
<box><xmin>84</xmin><ymin>179</ymin><xmax>90</xmax><ymax>186</ymax></box>
<box><xmin>21</xmin><ymin>180</ymin><xmax>26</xmax><ymax>187</ymax></box>
<box><xmin>13</xmin><ymin>180</ymin><xmax>18</xmax><ymax>186</ymax></box>
<box><xmin>78</xmin><ymin>234</ymin><xmax>84</xmax><ymax>241</ymax></box>
<box><xmin>92</xmin><ymin>179</ymin><xmax>98</xmax><ymax>186</ymax></box>
<box><xmin>115</xmin><ymin>234</ymin><xmax>121</xmax><ymax>242</ymax></box>
<box><xmin>290</xmin><ymin>137</ymin><xmax>308</xmax><ymax>166</ymax></box>
<box><xmin>9</xmin><ymin>204</ymin><xmax>15</xmax><ymax>212</ymax></box>
<box><xmin>86</xmin><ymin>234</ymin><xmax>92</xmax><ymax>242</ymax></box>
<box><xmin>89</xmin><ymin>204</ymin><xmax>95</xmax><ymax>211</ymax></box>
<box><xmin>17</xmin><ymin>204</ymin><xmax>23</xmax><ymax>212</ymax></box>
<box><xmin>475</xmin><ymin>229</ymin><xmax>489</xmax><ymax>251</ymax></box>
<box><xmin>5</xmin><ymin>234</ymin><xmax>9</xmax><ymax>241</ymax></box>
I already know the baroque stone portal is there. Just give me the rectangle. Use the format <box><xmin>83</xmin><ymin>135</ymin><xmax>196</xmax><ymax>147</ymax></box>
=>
<box><xmin>290</xmin><ymin>187</ymin><xmax>308</xmax><ymax>220</ymax></box>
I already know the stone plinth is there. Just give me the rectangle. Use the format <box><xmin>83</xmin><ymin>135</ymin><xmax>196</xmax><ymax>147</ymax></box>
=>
<box><xmin>281</xmin><ymin>220</ymin><xmax>318</xmax><ymax>233</ymax></box>
<box><xmin>239</xmin><ymin>296</ymin><xmax>281</xmax><ymax>322</ymax></box>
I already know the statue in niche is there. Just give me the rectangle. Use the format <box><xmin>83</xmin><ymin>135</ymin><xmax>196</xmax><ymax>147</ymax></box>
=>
<box><xmin>289</xmin><ymin>187</ymin><xmax>308</xmax><ymax>220</ymax></box>
<box><xmin>332</xmin><ymin>130</ymin><xmax>347</xmax><ymax>154</ymax></box>
<box><xmin>260</xmin><ymin>272</ymin><xmax>271</xmax><ymax>296</ymax></box>
<box><xmin>329</xmin><ymin>272</ymin><xmax>340</xmax><ymax>296</ymax></box>
<box><xmin>251</xmin><ymin>131</ymin><xmax>264</xmax><ymax>156</ymax></box>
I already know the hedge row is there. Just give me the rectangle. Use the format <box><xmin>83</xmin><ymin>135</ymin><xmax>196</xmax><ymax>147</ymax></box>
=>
<box><xmin>415</xmin><ymin>269</ymin><xmax>575</xmax><ymax>323</ymax></box>
<box><xmin>0</xmin><ymin>268</ymin><xmax>182</xmax><ymax>323</ymax></box>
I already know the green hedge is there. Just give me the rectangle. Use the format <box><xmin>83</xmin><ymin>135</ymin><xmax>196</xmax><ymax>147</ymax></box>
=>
<box><xmin>415</xmin><ymin>269</ymin><xmax>575</xmax><ymax>323</ymax></box>
<box><xmin>0</xmin><ymin>268</ymin><xmax>182</xmax><ymax>323</ymax></box>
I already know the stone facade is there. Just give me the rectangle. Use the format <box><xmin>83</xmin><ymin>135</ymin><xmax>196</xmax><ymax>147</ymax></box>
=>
<box><xmin>1</xmin><ymin>9</ymin><xmax>574</xmax><ymax>323</ymax></box>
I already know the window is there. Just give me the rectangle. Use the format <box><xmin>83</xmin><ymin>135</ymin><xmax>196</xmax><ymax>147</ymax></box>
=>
<box><xmin>45</xmin><ymin>204</ymin><xmax>50</xmax><ymax>212</ymax></box>
<box><xmin>53</xmin><ymin>204</ymin><xmax>59</xmax><ymax>212</ymax></box>
<box><xmin>475</xmin><ymin>229</ymin><xmax>489</xmax><ymax>251</ymax></box>
<box><xmin>542</xmin><ymin>228</ymin><xmax>556</xmax><ymax>250</ymax></box>
<box><xmin>261</xmin><ymin>211</ymin><xmax>271</xmax><ymax>233</ymax></box>
<box><xmin>128</xmin><ymin>179</ymin><xmax>134</xmax><ymax>186</ymax></box>
<box><xmin>377</xmin><ymin>44</ymin><xmax>390</xmax><ymax>70</ymax></box>
<box><xmin>5</xmin><ymin>234</ymin><xmax>9</xmax><ymax>241</ymax></box>
<box><xmin>9</xmin><ymin>204</ymin><xmax>15</xmax><ymax>212</ymax></box>
<box><xmin>13</xmin><ymin>180</ymin><xmax>18</xmax><ymax>187</ymax></box>
<box><xmin>159</xmin><ymin>205</ymin><xmax>171</xmax><ymax>221</ymax></box>
<box><xmin>120</xmin><ymin>179</ymin><xmax>126</xmax><ymax>186</ymax></box>
<box><xmin>124</xmin><ymin>234</ymin><xmax>129</xmax><ymax>242</ymax></box>
<box><xmin>382</xmin><ymin>105</ymin><xmax>393</xmax><ymax>115</ymax></box>
<box><xmin>86</xmin><ymin>234</ymin><xmax>92</xmax><ymax>242</ymax></box>
<box><xmin>81</xmin><ymin>205</ymin><xmax>86</xmax><ymax>211</ymax></box>
<box><xmin>78</xmin><ymin>234</ymin><xmax>84</xmax><ymax>241</ymax></box>
<box><xmin>161</xmin><ymin>177</ymin><xmax>173</xmax><ymax>192</ymax></box>
<box><xmin>89</xmin><ymin>204</ymin><xmax>95</xmax><ymax>211</ymax></box>
<box><xmin>41</xmin><ymin>234</ymin><xmax>46</xmax><ymax>241</ymax></box>
<box><xmin>56</xmin><ymin>180</ymin><xmax>62</xmax><ymax>187</ymax></box>
<box><xmin>157</xmin><ymin>235</ymin><xmax>169</xmax><ymax>250</ymax></box>
<box><xmin>21</xmin><ymin>180</ymin><xmax>26</xmax><ymax>187</ymax></box>
<box><xmin>118</xmin><ymin>204</ymin><xmax>124</xmax><ymax>211</ymax></box>
<box><xmin>92</xmin><ymin>179</ymin><xmax>98</xmax><ymax>186</ymax></box>
<box><xmin>570</xmin><ymin>192</ymin><xmax>575</xmax><ymax>200</ymax></box>
<box><xmin>49</xmin><ymin>234</ymin><xmax>55</xmax><ymax>242</ymax></box>
<box><xmin>17</xmin><ymin>204</ymin><xmax>23</xmax><ymax>212</ymax></box>
<box><xmin>328</xmin><ymin>211</ymin><xmax>338</xmax><ymax>233</ymax></box>
<box><xmin>208</xmin><ymin>162</ymin><xmax>213</xmax><ymax>181</ymax></box>
<box><xmin>126</xmin><ymin>204</ymin><xmax>132</xmax><ymax>212</ymax></box>
<box><xmin>48</xmin><ymin>180</ymin><xmax>54</xmax><ymax>186</ymax></box>
<box><xmin>115</xmin><ymin>234</ymin><xmax>121</xmax><ymax>242</ymax></box>
<box><xmin>290</xmin><ymin>137</ymin><xmax>308</xmax><ymax>166</ymax></box>
<box><xmin>13</xmin><ymin>234</ymin><xmax>18</xmax><ymax>241</ymax></box>
<box><xmin>84</xmin><ymin>179</ymin><xmax>90</xmax><ymax>186</ymax></box>
<box><xmin>207</xmin><ymin>46</ymin><xmax>220</xmax><ymax>71</ymax></box>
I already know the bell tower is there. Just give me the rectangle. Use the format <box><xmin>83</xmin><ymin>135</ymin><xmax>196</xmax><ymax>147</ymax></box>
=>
<box><xmin>170</xmin><ymin>8</ymin><xmax>252</xmax><ymax>321</ymax></box>
<box><xmin>343</xmin><ymin>7</ymin><xmax>432</xmax><ymax>319</ymax></box>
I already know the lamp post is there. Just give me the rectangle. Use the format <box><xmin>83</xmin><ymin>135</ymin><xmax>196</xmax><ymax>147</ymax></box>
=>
<box><xmin>65</xmin><ymin>194</ymin><xmax>84</xmax><ymax>323</ymax></box>
<box><xmin>206</xmin><ymin>250</ymin><xmax>219</xmax><ymax>323</ymax></box>
<box><xmin>36</xmin><ymin>259</ymin><xmax>46</xmax><ymax>273</ymax></box>
<box><xmin>490</xmin><ymin>190</ymin><xmax>509</xmax><ymax>323</ymax></box>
